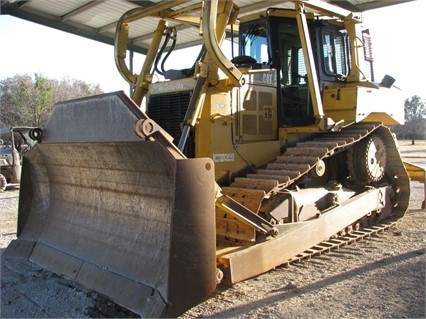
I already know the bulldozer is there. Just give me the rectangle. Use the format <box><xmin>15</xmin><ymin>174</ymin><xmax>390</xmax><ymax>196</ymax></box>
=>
<box><xmin>4</xmin><ymin>0</ymin><xmax>418</xmax><ymax>317</ymax></box>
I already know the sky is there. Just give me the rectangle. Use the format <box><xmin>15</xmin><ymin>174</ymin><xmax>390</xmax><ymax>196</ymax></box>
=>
<box><xmin>0</xmin><ymin>1</ymin><xmax>425</xmax><ymax>99</ymax></box>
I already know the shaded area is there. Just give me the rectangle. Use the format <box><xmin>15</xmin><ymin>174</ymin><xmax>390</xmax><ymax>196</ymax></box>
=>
<box><xmin>203</xmin><ymin>248</ymin><xmax>426</xmax><ymax>318</ymax></box>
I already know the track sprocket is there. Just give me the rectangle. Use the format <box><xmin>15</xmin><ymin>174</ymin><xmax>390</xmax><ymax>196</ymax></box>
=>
<box><xmin>348</xmin><ymin>134</ymin><xmax>387</xmax><ymax>185</ymax></box>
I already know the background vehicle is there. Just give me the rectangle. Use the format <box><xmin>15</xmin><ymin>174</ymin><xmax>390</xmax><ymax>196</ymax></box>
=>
<box><xmin>0</xmin><ymin>127</ymin><xmax>40</xmax><ymax>191</ymax></box>
<box><xmin>4</xmin><ymin>0</ymin><xmax>419</xmax><ymax>317</ymax></box>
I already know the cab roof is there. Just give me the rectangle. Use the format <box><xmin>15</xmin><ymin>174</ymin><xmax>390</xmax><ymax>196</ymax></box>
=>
<box><xmin>0</xmin><ymin>0</ymin><xmax>412</xmax><ymax>54</ymax></box>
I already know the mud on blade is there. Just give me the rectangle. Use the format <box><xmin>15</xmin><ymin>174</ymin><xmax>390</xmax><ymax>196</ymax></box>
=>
<box><xmin>4</xmin><ymin>92</ymin><xmax>218</xmax><ymax>318</ymax></box>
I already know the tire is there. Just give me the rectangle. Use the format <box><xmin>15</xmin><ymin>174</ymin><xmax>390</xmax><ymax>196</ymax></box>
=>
<box><xmin>0</xmin><ymin>174</ymin><xmax>7</xmax><ymax>192</ymax></box>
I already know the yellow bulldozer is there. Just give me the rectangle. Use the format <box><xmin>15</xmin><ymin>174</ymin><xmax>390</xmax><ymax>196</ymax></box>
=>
<box><xmin>5</xmin><ymin>0</ymin><xmax>422</xmax><ymax>317</ymax></box>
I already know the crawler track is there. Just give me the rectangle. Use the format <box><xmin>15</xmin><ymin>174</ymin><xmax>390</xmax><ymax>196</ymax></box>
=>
<box><xmin>287</xmin><ymin>220</ymin><xmax>397</xmax><ymax>264</ymax></box>
<box><xmin>220</xmin><ymin>122</ymin><xmax>410</xmax><ymax>242</ymax></box>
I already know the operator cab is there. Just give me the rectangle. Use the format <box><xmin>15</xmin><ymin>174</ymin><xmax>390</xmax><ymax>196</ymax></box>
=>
<box><xmin>238</xmin><ymin>9</ymin><xmax>352</xmax><ymax>127</ymax></box>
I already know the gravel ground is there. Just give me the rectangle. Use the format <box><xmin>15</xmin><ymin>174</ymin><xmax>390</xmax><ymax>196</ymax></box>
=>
<box><xmin>1</xmin><ymin>140</ymin><xmax>425</xmax><ymax>318</ymax></box>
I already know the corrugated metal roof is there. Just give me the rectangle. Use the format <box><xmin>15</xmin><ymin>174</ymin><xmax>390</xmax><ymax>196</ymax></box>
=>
<box><xmin>0</xmin><ymin>0</ymin><xmax>412</xmax><ymax>55</ymax></box>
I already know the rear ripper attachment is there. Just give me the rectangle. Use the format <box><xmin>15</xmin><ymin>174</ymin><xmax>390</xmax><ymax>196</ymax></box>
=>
<box><xmin>4</xmin><ymin>92</ymin><xmax>218</xmax><ymax>318</ymax></box>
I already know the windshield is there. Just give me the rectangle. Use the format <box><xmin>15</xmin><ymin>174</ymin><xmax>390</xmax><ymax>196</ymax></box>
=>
<box><xmin>240</xmin><ymin>21</ymin><xmax>269</xmax><ymax>64</ymax></box>
<box><xmin>322</xmin><ymin>29</ymin><xmax>349</xmax><ymax>79</ymax></box>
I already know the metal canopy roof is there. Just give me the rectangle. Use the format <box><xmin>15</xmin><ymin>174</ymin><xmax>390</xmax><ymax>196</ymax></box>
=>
<box><xmin>0</xmin><ymin>0</ymin><xmax>411</xmax><ymax>55</ymax></box>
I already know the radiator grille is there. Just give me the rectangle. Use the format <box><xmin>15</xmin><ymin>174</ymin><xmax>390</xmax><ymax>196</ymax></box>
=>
<box><xmin>147</xmin><ymin>92</ymin><xmax>194</xmax><ymax>157</ymax></box>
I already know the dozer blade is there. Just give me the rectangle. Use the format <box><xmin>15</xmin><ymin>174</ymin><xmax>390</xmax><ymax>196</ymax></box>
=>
<box><xmin>4</xmin><ymin>91</ymin><xmax>217</xmax><ymax>318</ymax></box>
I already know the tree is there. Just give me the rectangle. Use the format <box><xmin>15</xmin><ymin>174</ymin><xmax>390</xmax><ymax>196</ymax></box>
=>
<box><xmin>33</xmin><ymin>73</ymin><xmax>55</xmax><ymax>127</ymax></box>
<box><xmin>0</xmin><ymin>74</ymin><xmax>34</xmax><ymax>127</ymax></box>
<box><xmin>403</xmin><ymin>95</ymin><xmax>426</xmax><ymax>144</ymax></box>
<box><xmin>0</xmin><ymin>73</ymin><xmax>103</xmax><ymax>128</ymax></box>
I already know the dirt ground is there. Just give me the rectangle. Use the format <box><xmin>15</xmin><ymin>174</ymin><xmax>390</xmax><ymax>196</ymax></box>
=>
<box><xmin>1</xmin><ymin>140</ymin><xmax>425</xmax><ymax>318</ymax></box>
